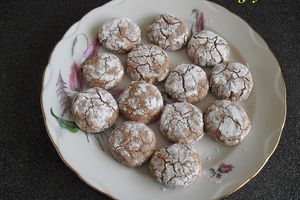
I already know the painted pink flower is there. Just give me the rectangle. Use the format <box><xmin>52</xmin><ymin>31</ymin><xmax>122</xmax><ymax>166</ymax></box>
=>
<box><xmin>192</xmin><ymin>9</ymin><xmax>205</xmax><ymax>33</ymax></box>
<box><xmin>217</xmin><ymin>162</ymin><xmax>234</xmax><ymax>173</ymax></box>
<box><xmin>69</xmin><ymin>63</ymin><xmax>83</xmax><ymax>91</ymax></box>
<box><xmin>197</xmin><ymin>11</ymin><xmax>205</xmax><ymax>33</ymax></box>
<box><xmin>210</xmin><ymin>162</ymin><xmax>234</xmax><ymax>180</ymax></box>
<box><xmin>82</xmin><ymin>37</ymin><xmax>101</xmax><ymax>62</ymax></box>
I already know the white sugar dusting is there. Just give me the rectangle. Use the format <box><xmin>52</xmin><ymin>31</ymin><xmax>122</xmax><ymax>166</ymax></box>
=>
<box><xmin>109</xmin><ymin>121</ymin><xmax>156</xmax><ymax>166</ymax></box>
<box><xmin>99</xmin><ymin>18</ymin><xmax>141</xmax><ymax>52</ymax></box>
<box><xmin>119</xmin><ymin>81</ymin><xmax>163</xmax><ymax>119</ymax></box>
<box><xmin>126</xmin><ymin>44</ymin><xmax>170</xmax><ymax>83</ymax></box>
<box><xmin>210</xmin><ymin>62</ymin><xmax>253</xmax><ymax>101</ymax></box>
<box><xmin>147</xmin><ymin>14</ymin><xmax>189</xmax><ymax>51</ymax></box>
<box><xmin>72</xmin><ymin>87</ymin><xmax>118</xmax><ymax>132</ymax></box>
<box><xmin>165</xmin><ymin>64</ymin><xmax>208</xmax><ymax>102</ymax></box>
<box><xmin>160</xmin><ymin>102</ymin><xmax>204</xmax><ymax>144</ymax></box>
<box><xmin>150</xmin><ymin>143</ymin><xmax>201</xmax><ymax>188</ymax></box>
<box><xmin>187</xmin><ymin>30</ymin><xmax>230</xmax><ymax>67</ymax></box>
<box><xmin>204</xmin><ymin>100</ymin><xmax>251</xmax><ymax>145</ymax></box>
<box><xmin>83</xmin><ymin>52</ymin><xmax>124</xmax><ymax>89</ymax></box>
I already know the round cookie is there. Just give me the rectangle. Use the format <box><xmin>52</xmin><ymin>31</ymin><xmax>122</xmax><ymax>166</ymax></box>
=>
<box><xmin>204</xmin><ymin>100</ymin><xmax>251</xmax><ymax>146</ymax></box>
<box><xmin>83</xmin><ymin>52</ymin><xmax>124</xmax><ymax>89</ymax></box>
<box><xmin>164</xmin><ymin>64</ymin><xmax>209</xmax><ymax>103</ymax></box>
<box><xmin>125</xmin><ymin>44</ymin><xmax>170</xmax><ymax>84</ymax></box>
<box><xmin>187</xmin><ymin>30</ymin><xmax>230</xmax><ymax>67</ymax></box>
<box><xmin>98</xmin><ymin>18</ymin><xmax>141</xmax><ymax>53</ymax></box>
<box><xmin>210</xmin><ymin>62</ymin><xmax>253</xmax><ymax>101</ymax></box>
<box><xmin>160</xmin><ymin>102</ymin><xmax>204</xmax><ymax>144</ymax></box>
<box><xmin>71</xmin><ymin>87</ymin><xmax>118</xmax><ymax>133</ymax></box>
<box><xmin>109</xmin><ymin>121</ymin><xmax>157</xmax><ymax>167</ymax></box>
<box><xmin>149</xmin><ymin>143</ymin><xmax>202</xmax><ymax>188</ymax></box>
<box><xmin>119</xmin><ymin>81</ymin><xmax>163</xmax><ymax>124</ymax></box>
<box><xmin>147</xmin><ymin>14</ymin><xmax>189</xmax><ymax>51</ymax></box>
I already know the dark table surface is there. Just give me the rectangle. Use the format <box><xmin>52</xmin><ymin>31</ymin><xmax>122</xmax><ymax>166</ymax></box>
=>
<box><xmin>0</xmin><ymin>0</ymin><xmax>299</xmax><ymax>199</ymax></box>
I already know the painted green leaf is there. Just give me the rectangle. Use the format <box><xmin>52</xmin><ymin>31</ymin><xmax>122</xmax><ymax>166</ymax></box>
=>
<box><xmin>191</xmin><ymin>8</ymin><xmax>198</xmax><ymax>15</ymax></box>
<box><xmin>210</xmin><ymin>168</ymin><xmax>216</xmax><ymax>177</ymax></box>
<box><xmin>189</xmin><ymin>25</ymin><xmax>194</xmax><ymax>39</ymax></box>
<box><xmin>50</xmin><ymin>108</ymin><xmax>78</xmax><ymax>133</ymax></box>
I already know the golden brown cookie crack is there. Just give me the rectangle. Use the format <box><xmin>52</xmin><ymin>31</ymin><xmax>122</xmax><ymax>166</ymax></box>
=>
<box><xmin>165</xmin><ymin>64</ymin><xmax>208</xmax><ymax>103</ymax></box>
<box><xmin>210</xmin><ymin>62</ymin><xmax>253</xmax><ymax>101</ymax></box>
<box><xmin>187</xmin><ymin>30</ymin><xmax>230</xmax><ymax>67</ymax></box>
<box><xmin>109</xmin><ymin>121</ymin><xmax>156</xmax><ymax>167</ymax></box>
<box><xmin>83</xmin><ymin>53</ymin><xmax>124</xmax><ymax>89</ymax></box>
<box><xmin>126</xmin><ymin>44</ymin><xmax>170</xmax><ymax>83</ymax></box>
<box><xmin>99</xmin><ymin>18</ymin><xmax>141</xmax><ymax>53</ymax></box>
<box><xmin>191</xmin><ymin>35</ymin><xmax>227</xmax><ymax>67</ymax></box>
<box><xmin>95</xmin><ymin>90</ymin><xmax>117</xmax><ymax>112</ymax></box>
<box><xmin>161</xmin><ymin>102</ymin><xmax>204</xmax><ymax>144</ymax></box>
<box><xmin>119</xmin><ymin>82</ymin><xmax>163</xmax><ymax>124</ymax></box>
<box><xmin>150</xmin><ymin>144</ymin><xmax>201</xmax><ymax>188</ymax></box>
<box><xmin>72</xmin><ymin>88</ymin><xmax>118</xmax><ymax>133</ymax></box>
<box><xmin>147</xmin><ymin>14</ymin><xmax>188</xmax><ymax>51</ymax></box>
<box><xmin>204</xmin><ymin>100</ymin><xmax>251</xmax><ymax>146</ymax></box>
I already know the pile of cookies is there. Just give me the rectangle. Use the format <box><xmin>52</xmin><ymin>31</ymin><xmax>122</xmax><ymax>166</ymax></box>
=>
<box><xmin>71</xmin><ymin>14</ymin><xmax>253</xmax><ymax>189</ymax></box>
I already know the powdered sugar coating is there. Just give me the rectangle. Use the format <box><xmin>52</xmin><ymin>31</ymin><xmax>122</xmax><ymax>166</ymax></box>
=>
<box><xmin>187</xmin><ymin>30</ymin><xmax>230</xmax><ymax>67</ymax></box>
<box><xmin>98</xmin><ymin>18</ymin><xmax>141</xmax><ymax>53</ymax></box>
<box><xmin>149</xmin><ymin>143</ymin><xmax>202</xmax><ymax>188</ymax></box>
<box><xmin>160</xmin><ymin>102</ymin><xmax>204</xmax><ymax>144</ymax></box>
<box><xmin>126</xmin><ymin>44</ymin><xmax>170</xmax><ymax>84</ymax></box>
<box><xmin>72</xmin><ymin>87</ymin><xmax>118</xmax><ymax>133</ymax></box>
<box><xmin>204</xmin><ymin>100</ymin><xmax>251</xmax><ymax>146</ymax></box>
<box><xmin>83</xmin><ymin>52</ymin><xmax>124</xmax><ymax>89</ymax></box>
<box><xmin>164</xmin><ymin>64</ymin><xmax>209</xmax><ymax>103</ymax></box>
<box><xmin>119</xmin><ymin>81</ymin><xmax>163</xmax><ymax>124</ymax></box>
<box><xmin>147</xmin><ymin>14</ymin><xmax>189</xmax><ymax>51</ymax></box>
<box><xmin>210</xmin><ymin>62</ymin><xmax>253</xmax><ymax>101</ymax></box>
<box><xmin>109</xmin><ymin>121</ymin><xmax>157</xmax><ymax>167</ymax></box>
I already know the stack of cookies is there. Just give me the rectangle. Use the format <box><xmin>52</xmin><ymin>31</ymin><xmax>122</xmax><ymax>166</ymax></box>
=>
<box><xmin>71</xmin><ymin>14</ymin><xmax>253</xmax><ymax>189</ymax></box>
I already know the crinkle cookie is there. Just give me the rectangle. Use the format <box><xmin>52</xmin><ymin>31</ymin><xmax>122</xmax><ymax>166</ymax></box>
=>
<box><xmin>210</xmin><ymin>62</ymin><xmax>253</xmax><ymax>101</ymax></box>
<box><xmin>147</xmin><ymin>14</ymin><xmax>189</xmax><ymax>51</ymax></box>
<box><xmin>98</xmin><ymin>18</ymin><xmax>141</xmax><ymax>53</ymax></box>
<box><xmin>187</xmin><ymin>30</ymin><xmax>230</xmax><ymax>67</ymax></box>
<box><xmin>71</xmin><ymin>87</ymin><xmax>118</xmax><ymax>133</ymax></box>
<box><xmin>160</xmin><ymin>102</ymin><xmax>204</xmax><ymax>144</ymax></box>
<box><xmin>119</xmin><ymin>81</ymin><xmax>163</xmax><ymax>124</ymax></box>
<box><xmin>83</xmin><ymin>52</ymin><xmax>124</xmax><ymax>89</ymax></box>
<box><xmin>164</xmin><ymin>64</ymin><xmax>209</xmax><ymax>103</ymax></box>
<box><xmin>204</xmin><ymin>100</ymin><xmax>251</xmax><ymax>146</ymax></box>
<box><xmin>109</xmin><ymin>121</ymin><xmax>157</xmax><ymax>167</ymax></box>
<box><xmin>149</xmin><ymin>143</ymin><xmax>202</xmax><ymax>188</ymax></box>
<box><xmin>125</xmin><ymin>44</ymin><xmax>170</xmax><ymax>84</ymax></box>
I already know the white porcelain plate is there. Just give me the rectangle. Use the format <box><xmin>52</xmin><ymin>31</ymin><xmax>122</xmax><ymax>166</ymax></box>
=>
<box><xmin>41</xmin><ymin>0</ymin><xmax>286</xmax><ymax>199</ymax></box>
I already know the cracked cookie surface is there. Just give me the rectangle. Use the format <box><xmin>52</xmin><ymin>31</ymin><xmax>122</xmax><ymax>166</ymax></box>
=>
<box><xmin>71</xmin><ymin>87</ymin><xmax>118</xmax><ymax>133</ymax></box>
<box><xmin>204</xmin><ymin>100</ymin><xmax>251</xmax><ymax>146</ymax></box>
<box><xmin>147</xmin><ymin>14</ymin><xmax>189</xmax><ymax>51</ymax></box>
<box><xmin>98</xmin><ymin>18</ymin><xmax>141</xmax><ymax>53</ymax></box>
<box><xmin>109</xmin><ymin>121</ymin><xmax>157</xmax><ymax>167</ymax></box>
<box><xmin>160</xmin><ymin>102</ymin><xmax>204</xmax><ymax>144</ymax></box>
<box><xmin>210</xmin><ymin>62</ymin><xmax>253</xmax><ymax>101</ymax></box>
<box><xmin>187</xmin><ymin>30</ymin><xmax>230</xmax><ymax>67</ymax></box>
<box><xmin>83</xmin><ymin>52</ymin><xmax>124</xmax><ymax>89</ymax></box>
<box><xmin>126</xmin><ymin>44</ymin><xmax>170</xmax><ymax>84</ymax></box>
<box><xmin>164</xmin><ymin>64</ymin><xmax>209</xmax><ymax>103</ymax></box>
<box><xmin>119</xmin><ymin>81</ymin><xmax>163</xmax><ymax>124</ymax></box>
<box><xmin>149</xmin><ymin>143</ymin><xmax>202</xmax><ymax>188</ymax></box>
